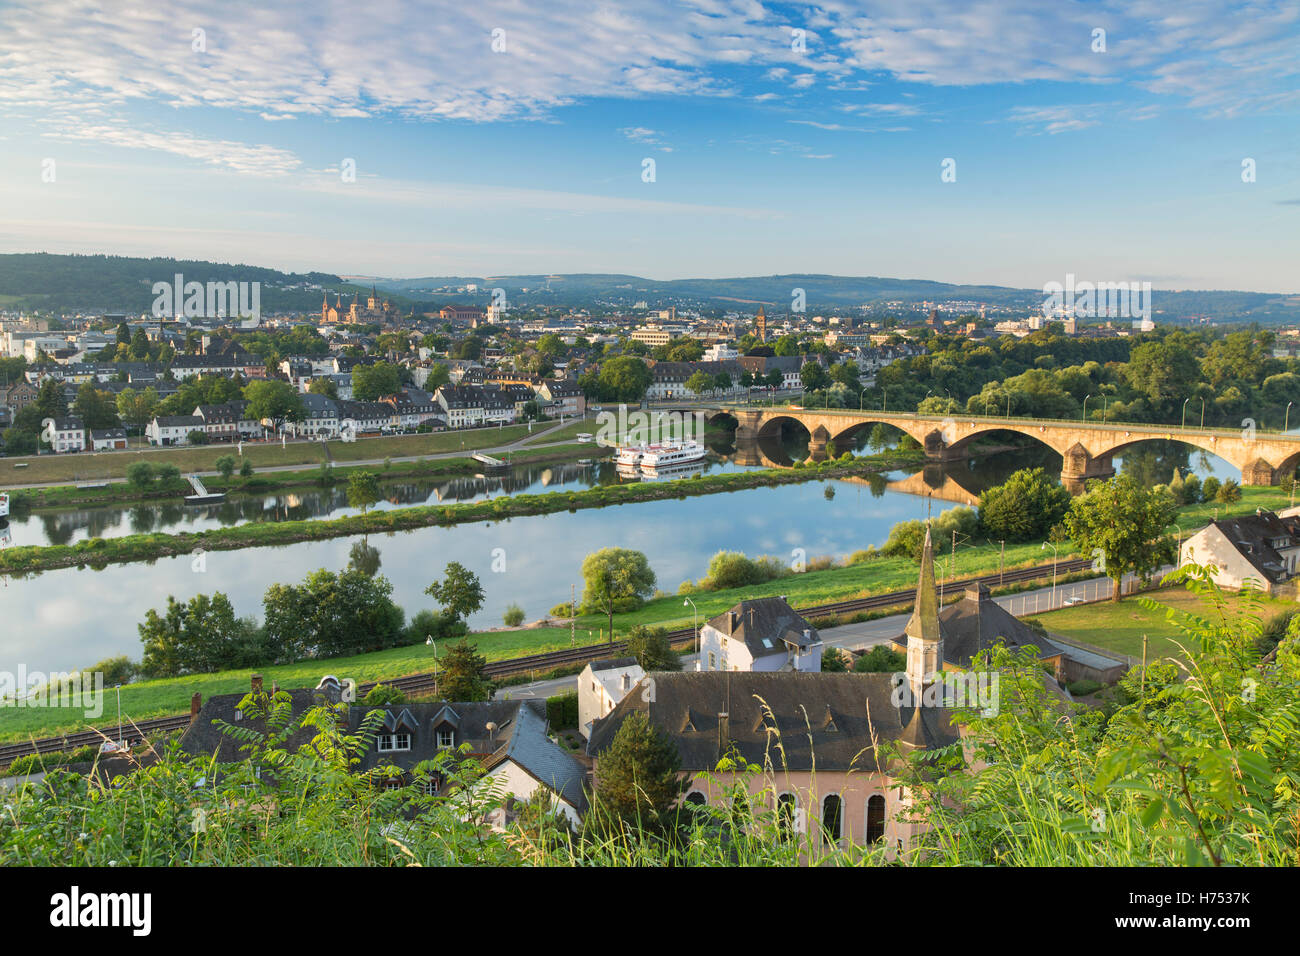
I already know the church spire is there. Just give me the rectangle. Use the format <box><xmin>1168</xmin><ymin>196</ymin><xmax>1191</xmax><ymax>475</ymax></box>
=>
<box><xmin>904</xmin><ymin>526</ymin><xmax>944</xmax><ymax>699</ymax></box>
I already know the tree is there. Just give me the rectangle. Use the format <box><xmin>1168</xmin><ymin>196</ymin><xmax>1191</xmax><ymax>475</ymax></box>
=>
<box><xmin>214</xmin><ymin>455</ymin><xmax>237</xmax><ymax>479</ymax></box>
<box><xmin>116</xmin><ymin>386</ymin><xmax>159</xmax><ymax>431</ymax></box>
<box><xmin>439</xmin><ymin>639</ymin><xmax>493</xmax><ymax>701</ymax></box>
<box><xmin>239</xmin><ymin>459</ymin><xmax>254</xmax><ymax>478</ymax></box>
<box><xmin>1063</xmin><ymin>474</ymin><xmax>1179</xmax><ymax>602</ymax></box>
<box><xmin>34</xmin><ymin>377</ymin><xmax>67</xmax><ymax>420</ymax></box>
<box><xmin>352</xmin><ymin>362</ymin><xmax>402</xmax><ymax>401</ymax></box>
<box><xmin>425</xmin><ymin>561</ymin><xmax>485</xmax><ymax>623</ymax></box>
<box><xmin>596</xmin><ymin>356</ymin><xmax>653</xmax><ymax>403</ymax></box>
<box><xmin>685</xmin><ymin>370</ymin><xmax>713</xmax><ymax>397</ymax></box>
<box><xmin>73</xmin><ymin>383</ymin><xmax>120</xmax><ymax>430</ymax></box>
<box><xmin>626</xmin><ymin>625</ymin><xmax>681</xmax><ymax>672</ymax></box>
<box><xmin>126</xmin><ymin>462</ymin><xmax>154</xmax><ymax>488</ymax></box>
<box><xmin>581</xmin><ymin>548</ymin><xmax>657</xmax><ymax>642</ymax></box>
<box><xmin>591</xmin><ymin>712</ymin><xmax>686</xmax><ymax>832</ymax></box>
<box><xmin>854</xmin><ymin>645</ymin><xmax>907</xmax><ymax>673</ymax></box>
<box><xmin>978</xmin><ymin>468</ymin><xmax>1072</xmax><ymax>542</ymax></box>
<box><xmin>765</xmin><ymin>368</ymin><xmax>784</xmax><ymax>389</ymax></box>
<box><xmin>308</xmin><ymin>377</ymin><xmax>338</xmax><ymax>399</ymax></box>
<box><xmin>347</xmin><ymin>470</ymin><xmax>381</xmax><ymax>514</ymax></box>
<box><xmin>800</xmin><ymin>360</ymin><xmax>829</xmax><ymax>392</ymax></box>
<box><xmin>1216</xmin><ymin>478</ymin><xmax>1241</xmax><ymax>503</ymax></box>
<box><xmin>139</xmin><ymin>592</ymin><xmax>265</xmax><ymax>677</ymax></box>
<box><xmin>243</xmin><ymin>379</ymin><xmax>305</xmax><ymax>433</ymax></box>
<box><xmin>262</xmin><ymin>568</ymin><xmax>406</xmax><ymax>659</ymax></box>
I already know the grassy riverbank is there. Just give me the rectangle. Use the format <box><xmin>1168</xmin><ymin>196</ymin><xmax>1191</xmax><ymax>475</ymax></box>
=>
<box><xmin>0</xmin><ymin>451</ymin><xmax>924</xmax><ymax>575</ymax></box>
<box><xmin>5</xmin><ymin>441</ymin><xmax>610</xmax><ymax>512</ymax></box>
<box><xmin>0</xmin><ymin>422</ymin><xmax>540</xmax><ymax>486</ymax></box>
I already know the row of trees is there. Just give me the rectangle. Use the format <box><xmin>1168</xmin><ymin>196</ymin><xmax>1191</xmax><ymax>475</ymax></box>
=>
<box><xmin>138</xmin><ymin>561</ymin><xmax>486</xmax><ymax>678</ymax></box>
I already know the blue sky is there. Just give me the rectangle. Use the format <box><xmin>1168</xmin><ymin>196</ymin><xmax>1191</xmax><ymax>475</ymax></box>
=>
<box><xmin>0</xmin><ymin>0</ymin><xmax>1297</xmax><ymax>292</ymax></box>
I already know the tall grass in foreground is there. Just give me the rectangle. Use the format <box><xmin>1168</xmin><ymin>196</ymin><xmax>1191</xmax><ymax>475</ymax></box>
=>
<box><xmin>2</xmin><ymin>565</ymin><xmax>1296</xmax><ymax>866</ymax></box>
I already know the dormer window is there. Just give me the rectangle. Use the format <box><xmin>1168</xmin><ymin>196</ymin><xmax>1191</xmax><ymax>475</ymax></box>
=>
<box><xmin>437</xmin><ymin>729</ymin><xmax>455</xmax><ymax>749</ymax></box>
<box><xmin>378</xmin><ymin>732</ymin><xmax>411</xmax><ymax>752</ymax></box>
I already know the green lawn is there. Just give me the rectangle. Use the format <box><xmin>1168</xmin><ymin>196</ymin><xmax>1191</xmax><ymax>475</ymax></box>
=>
<box><xmin>1035</xmin><ymin>585</ymin><xmax>1293</xmax><ymax>660</ymax></box>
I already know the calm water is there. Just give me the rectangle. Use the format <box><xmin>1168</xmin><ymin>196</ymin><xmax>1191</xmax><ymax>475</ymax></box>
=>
<box><xmin>0</xmin><ymin>432</ymin><xmax>1241</xmax><ymax>671</ymax></box>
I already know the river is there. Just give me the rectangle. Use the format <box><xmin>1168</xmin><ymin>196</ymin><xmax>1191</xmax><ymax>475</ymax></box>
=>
<box><xmin>0</xmin><ymin>430</ymin><xmax>1241</xmax><ymax>672</ymax></box>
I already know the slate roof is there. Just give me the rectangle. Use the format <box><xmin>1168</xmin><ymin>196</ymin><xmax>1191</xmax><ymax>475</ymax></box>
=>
<box><xmin>705</xmin><ymin>596</ymin><xmax>819</xmax><ymax>660</ymax></box>
<box><xmin>586</xmin><ymin>671</ymin><xmax>960</xmax><ymax>772</ymax></box>
<box><xmin>180</xmin><ymin>689</ymin><xmax>587</xmax><ymax>810</ymax></box>
<box><xmin>1207</xmin><ymin>511</ymin><xmax>1300</xmax><ymax>583</ymax></box>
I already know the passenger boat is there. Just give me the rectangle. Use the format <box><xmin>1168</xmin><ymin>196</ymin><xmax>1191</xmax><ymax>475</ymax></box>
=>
<box><xmin>614</xmin><ymin>442</ymin><xmax>649</xmax><ymax>466</ymax></box>
<box><xmin>636</xmin><ymin>439</ymin><xmax>707</xmax><ymax>469</ymax></box>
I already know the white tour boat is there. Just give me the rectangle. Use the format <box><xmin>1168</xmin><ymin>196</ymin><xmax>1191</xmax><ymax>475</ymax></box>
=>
<box><xmin>636</xmin><ymin>439</ymin><xmax>707</xmax><ymax>470</ymax></box>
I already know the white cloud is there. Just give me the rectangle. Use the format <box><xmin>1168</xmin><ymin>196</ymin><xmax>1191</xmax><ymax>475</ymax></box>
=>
<box><xmin>43</xmin><ymin>121</ymin><xmax>302</xmax><ymax>175</ymax></box>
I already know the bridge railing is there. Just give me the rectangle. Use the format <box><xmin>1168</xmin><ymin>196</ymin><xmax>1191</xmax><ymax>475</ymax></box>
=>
<box><xmin>709</xmin><ymin>403</ymin><xmax>1300</xmax><ymax>442</ymax></box>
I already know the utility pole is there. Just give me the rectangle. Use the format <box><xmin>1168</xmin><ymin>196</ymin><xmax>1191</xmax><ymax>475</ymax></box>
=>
<box><xmin>999</xmin><ymin>539</ymin><xmax>1005</xmax><ymax>586</ymax></box>
<box><xmin>571</xmin><ymin>583</ymin><xmax>576</xmax><ymax>646</ymax></box>
<box><xmin>1140</xmin><ymin>634</ymin><xmax>1148</xmax><ymax>699</ymax></box>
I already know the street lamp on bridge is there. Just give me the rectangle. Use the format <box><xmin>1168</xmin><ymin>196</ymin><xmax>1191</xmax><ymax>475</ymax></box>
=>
<box><xmin>1287</xmin><ymin>401</ymin><xmax>1295</xmax><ymax>434</ymax></box>
<box><xmin>1082</xmin><ymin>393</ymin><xmax>1092</xmax><ymax>422</ymax></box>
<box><xmin>1182</xmin><ymin>397</ymin><xmax>1191</xmax><ymax>430</ymax></box>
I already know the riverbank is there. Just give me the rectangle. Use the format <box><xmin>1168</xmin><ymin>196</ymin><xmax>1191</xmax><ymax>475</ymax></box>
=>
<box><xmin>0</xmin><ymin>450</ymin><xmax>926</xmax><ymax>575</ymax></box>
<box><xmin>0</xmin><ymin>540</ymin><xmax>1067</xmax><ymax>742</ymax></box>
<box><xmin>4</xmin><ymin>440</ymin><xmax>610</xmax><ymax>513</ymax></box>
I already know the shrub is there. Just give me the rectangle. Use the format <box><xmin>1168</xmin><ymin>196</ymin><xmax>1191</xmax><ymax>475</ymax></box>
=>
<box><xmin>546</xmin><ymin>692</ymin><xmax>579</xmax><ymax>730</ymax></box>
<box><xmin>854</xmin><ymin>645</ymin><xmax>906</xmax><ymax>673</ymax></box>
<box><xmin>85</xmin><ymin>655</ymin><xmax>138</xmax><ymax>685</ymax></box>
<box><xmin>214</xmin><ymin>455</ymin><xmax>237</xmax><ymax>479</ymax></box>
<box><xmin>1200</xmin><ymin>476</ymin><xmax>1221</xmax><ymax>501</ymax></box>
<box><xmin>1067</xmin><ymin>679</ymin><xmax>1103</xmax><ymax>696</ymax></box>
<box><xmin>155</xmin><ymin>463</ymin><xmax>181</xmax><ymax>483</ymax></box>
<box><xmin>549</xmin><ymin>602</ymin><xmax>575</xmax><ymax>618</ymax></box>
<box><xmin>126</xmin><ymin>462</ymin><xmax>153</xmax><ymax>488</ymax></box>
<box><xmin>240</xmin><ymin>459</ymin><xmax>254</xmax><ymax>478</ymax></box>
<box><xmin>405</xmin><ymin>608</ymin><xmax>467</xmax><ymax>646</ymax></box>
<box><xmin>503</xmin><ymin>603</ymin><xmax>526</xmax><ymax>627</ymax></box>
<box><xmin>363</xmin><ymin>683</ymin><xmax>407</xmax><ymax>705</ymax></box>
<box><xmin>187</xmin><ymin>429</ymin><xmax>209</xmax><ymax>445</ymax></box>
<box><xmin>821</xmin><ymin>647</ymin><xmax>849</xmax><ymax>672</ymax></box>
<box><xmin>1216</xmin><ymin>478</ymin><xmax>1241</xmax><ymax>504</ymax></box>
<box><xmin>702</xmin><ymin>550</ymin><xmax>788</xmax><ymax>590</ymax></box>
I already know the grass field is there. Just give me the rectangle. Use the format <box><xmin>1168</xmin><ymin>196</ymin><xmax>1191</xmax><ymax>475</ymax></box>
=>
<box><xmin>1035</xmin><ymin>585</ymin><xmax>1293</xmax><ymax>660</ymax></box>
<box><xmin>1</xmin><ymin>423</ymin><xmax>537</xmax><ymax>485</ymax></box>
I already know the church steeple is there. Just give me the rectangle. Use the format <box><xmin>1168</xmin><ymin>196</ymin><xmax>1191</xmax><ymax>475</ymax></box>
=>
<box><xmin>905</xmin><ymin>526</ymin><xmax>944</xmax><ymax>699</ymax></box>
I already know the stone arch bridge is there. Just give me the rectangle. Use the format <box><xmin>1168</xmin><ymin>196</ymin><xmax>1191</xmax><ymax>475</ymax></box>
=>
<box><xmin>689</xmin><ymin>405</ymin><xmax>1300</xmax><ymax>493</ymax></box>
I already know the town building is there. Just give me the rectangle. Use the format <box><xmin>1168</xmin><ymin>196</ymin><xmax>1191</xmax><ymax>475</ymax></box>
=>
<box><xmin>698</xmin><ymin>596</ymin><xmax>823</xmax><ymax>673</ymax></box>
<box><xmin>578</xmin><ymin>657</ymin><xmax>646</xmax><ymax>739</ymax></box>
<box><xmin>1180</xmin><ymin>510</ymin><xmax>1300</xmax><ymax>595</ymax></box>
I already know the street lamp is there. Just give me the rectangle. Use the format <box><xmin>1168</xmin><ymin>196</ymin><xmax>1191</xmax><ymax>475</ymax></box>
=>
<box><xmin>1041</xmin><ymin>542</ymin><xmax>1058</xmax><ymax>608</ymax></box>
<box><xmin>683</xmin><ymin>597</ymin><xmax>699</xmax><ymax>668</ymax></box>
<box><xmin>1287</xmin><ymin>401</ymin><xmax>1294</xmax><ymax>433</ymax></box>
<box><xmin>859</xmin><ymin>387</ymin><xmax>869</xmax><ymax>411</ymax></box>
<box><xmin>115</xmin><ymin>683</ymin><xmax>123</xmax><ymax>750</ymax></box>
<box><xmin>1182</xmin><ymin>397</ymin><xmax>1191</xmax><ymax>430</ymax></box>
<box><xmin>881</xmin><ymin>386</ymin><xmax>887</xmax><ymax>412</ymax></box>
<box><xmin>1199</xmin><ymin>397</ymin><xmax>1206</xmax><ymax>429</ymax></box>
<box><xmin>1082</xmin><ymin>393</ymin><xmax>1092</xmax><ymax>422</ymax></box>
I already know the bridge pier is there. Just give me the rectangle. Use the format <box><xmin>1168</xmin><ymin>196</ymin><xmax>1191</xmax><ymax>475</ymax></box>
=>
<box><xmin>1060</xmin><ymin>443</ymin><xmax>1114</xmax><ymax>494</ymax></box>
<box><xmin>731</xmin><ymin>436</ymin><xmax>765</xmax><ymax>467</ymax></box>
<box><xmin>808</xmin><ymin>425</ymin><xmax>832</xmax><ymax>462</ymax></box>
<box><xmin>1243</xmin><ymin>458</ymin><xmax>1277</xmax><ymax>486</ymax></box>
<box><xmin>922</xmin><ymin>429</ymin><xmax>968</xmax><ymax>462</ymax></box>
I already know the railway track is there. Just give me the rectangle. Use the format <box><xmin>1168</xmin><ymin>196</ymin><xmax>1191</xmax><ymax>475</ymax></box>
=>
<box><xmin>0</xmin><ymin>556</ymin><xmax>1094</xmax><ymax>765</ymax></box>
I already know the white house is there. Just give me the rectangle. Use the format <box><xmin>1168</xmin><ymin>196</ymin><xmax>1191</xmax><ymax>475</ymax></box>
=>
<box><xmin>698</xmin><ymin>596</ymin><xmax>823</xmax><ymax>673</ymax></box>
<box><xmin>578</xmin><ymin>657</ymin><xmax>646</xmax><ymax>740</ymax></box>
<box><xmin>146</xmin><ymin>414</ymin><xmax>204</xmax><ymax>446</ymax></box>
<box><xmin>42</xmin><ymin>416</ymin><xmax>86</xmax><ymax>453</ymax></box>
<box><xmin>1180</xmin><ymin>510</ymin><xmax>1300</xmax><ymax>594</ymax></box>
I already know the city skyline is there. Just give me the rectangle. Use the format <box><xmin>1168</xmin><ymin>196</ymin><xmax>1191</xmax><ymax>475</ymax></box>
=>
<box><xmin>0</xmin><ymin>0</ymin><xmax>1297</xmax><ymax>292</ymax></box>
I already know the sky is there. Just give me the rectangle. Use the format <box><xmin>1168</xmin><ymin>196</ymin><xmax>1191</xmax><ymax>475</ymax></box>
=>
<box><xmin>0</xmin><ymin>0</ymin><xmax>1297</xmax><ymax>292</ymax></box>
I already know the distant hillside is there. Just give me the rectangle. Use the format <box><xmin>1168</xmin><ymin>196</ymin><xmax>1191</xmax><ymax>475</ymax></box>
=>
<box><xmin>377</xmin><ymin>272</ymin><xmax>1300</xmax><ymax>322</ymax></box>
<box><xmin>1</xmin><ymin>255</ymin><xmax>1296</xmax><ymax>323</ymax></box>
<box><xmin>0</xmin><ymin>253</ymin><xmax>415</xmax><ymax>315</ymax></box>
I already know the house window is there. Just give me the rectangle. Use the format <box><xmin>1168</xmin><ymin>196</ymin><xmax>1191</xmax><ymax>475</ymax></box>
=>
<box><xmin>866</xmin><ymin>794</ymin><xmax>887</xmax><ymax>844</ymax></box>
<box><xmin>821</xmin><ymin>794</ymin><xmax>842</xmax><ymax>847</ymax></box>
<box><xmin>423</xmin><ymin>777</ymin><xmax>441</xmax><ymax>796</ymax></box>
<box><xmin>777</xmin><ymin>792</ymin><xmax>797</xmax><ymax>840</ymax></box>
<box><xmin>437</xmin><ymin>729</ymin><xmax>454</xmax><ymax>749</ymax></box>
<box><xmin>684</xmin><ymin>791</ymin><xmax>707</xmax><ymax>808</ymax></box>
<box><xmin>377</xmin><ymin>732</ymin><xmax>411</xmax><ymax>752</ymax></box>
<box><xmin>707</xmin><ymin>652</ymin><xmax>716</xmax><ymax>670</ymax></box>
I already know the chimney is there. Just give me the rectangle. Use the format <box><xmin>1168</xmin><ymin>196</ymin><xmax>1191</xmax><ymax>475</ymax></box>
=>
<box><xmin>190</xmin><ymin>692</ymin><xmax>202</xmax><ymax>720</ymax></box>
<box><xmin>620</xmin><ymin>673</ymin><xmax>631</xmax><ymax>691</ymax></box>
<box><xmin>251</xmin><ymin>674</ymin><xmax>263</xmax><ymax>694</ymax></box>
<box><xmin>965</xmin><ymin>582</ymin><xmax>989</xmax><ymax>603</ymax></box>
<box><xmin>728</xmin><ymin>610</ymin><xmax>739</xmax><ymax>631</ymax></box>
<box><xmin>803</xmin><ymin>628</ymin><xmax>811</xmax><ymax>643</ymax></box>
